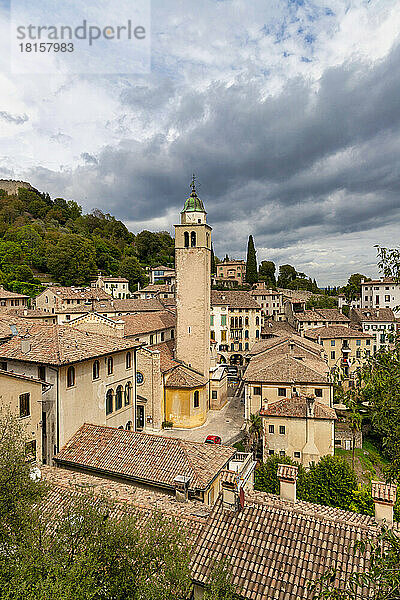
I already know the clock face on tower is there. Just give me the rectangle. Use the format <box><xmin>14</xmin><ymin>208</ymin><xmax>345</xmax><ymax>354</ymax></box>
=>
<box><xmin>136</xmin><ymin>372</ymin><xmax>144</xmax><ymax>385</ymax></box>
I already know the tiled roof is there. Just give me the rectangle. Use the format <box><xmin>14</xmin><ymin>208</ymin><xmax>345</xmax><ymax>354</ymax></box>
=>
<box><xmin>190</xmin><ymin>494</ymin><xmax>375</xmax><ymax>599</ymax></box>
<box><xmin>165</xmin><ymin>365</ymin><xmax>207</xmax><ymax>388</ymax></box>
<box><xmin>361</xmin><ymin>277</ymin><xmax>394</xmax><ymax>285</ymax></box>
<box><xmin>138</xmin><ymin>284</ymin><xmax>171</xmax><ymax>293</ymax></box>
<box><xmin>0</xmin><ymin>323</ymin><xmax>141</xmax><ymax>365</ymax></box>
<box><xmin>294</xmin><ymin>308</ymin><xmax>349</xmax><ymax>322</ymax></box>
<box><xmin>54</xmin><ymin>423</ymin><xmax>236</xmax><ymax>492</ymax></box>
<box><xmin>56</xmin><ymin>298</ymin><xmax>166</xmax><ymax>314</ymax></box>
<box><xmin>305</xmin><ymin>326</ymin><xmax>373</xmax><ymax>340</ymax></box>
<box><xmin>97</xmin><ymin>277</ymin><xmax>129</xmax><ymax>282</ymax></box>
<box><xmin>243</xmin><ymin>354</ymin><xmax>329</xmax><ymax>384</ymax></box>
<box><xmin>211</xmin><ymin>290</ymin><xmax>261</xmax><ymax>309</ymax></box>
<box><xmin>0</xmin><ymin>369</ymin><xmax>47</xmax><ymax>385</ymax></box>
<box><xmin>149</xmin><ymin>339</ymin><xmax>180</xmax><ymax>372</ymax></box>
<box><xmin>41</xmin><ymin>467</ymin><xmax>210</xmax><ymax>542</ymax></box>
<box><xmin>371</xmin><ymin>481</ymin><xmax>397</xmax><ymax>504</ymax></box>
<box><xmin>248</xmin><ymin>335</ymin><xmax>323</xmax><ymax>358</ymax></box>
<box><xmin>260</xmin><ymin>397</ymin><xmax>337</xmax><ymax>420</ymax></box>
<box><xmin>111</xmin><ymin>311</ymin><xmax>175</xmax><ymax>337</ymax></box>
<box><xmin>150</xmin><ymin>265</ymin><xmax>171</xmax><ymax>271</ymax></box>
<box><xmin>42</xmin><ymin>286</ymin><xmax>111</xmax><ymax>300</ymax></box>
<box><xmin>261</xmin><ymin>321</ymin><xmax>296</xmax><ymax>336</ymax></box>
<box><xmin>1</xmin><ymin>308</ymin><xmax>54</xmax><ymax>319</ymax></box>
<box><xmin>350</xmin><ymin>308</ymin><xmax>395</xmax><ymax>322</ymax></box>
<box><xmin>0</xmin><ymin>286</ymin><xmax>29</xmax><ymax>299</ymax></box>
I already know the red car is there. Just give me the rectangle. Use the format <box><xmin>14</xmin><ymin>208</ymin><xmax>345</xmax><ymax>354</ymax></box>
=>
<box><xmin>205</xmin><ymin>435</ymin><xmax>221</xmax><ymax>445</ymax></box>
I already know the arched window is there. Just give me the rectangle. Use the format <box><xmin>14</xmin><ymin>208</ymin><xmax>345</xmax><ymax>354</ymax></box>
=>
<box><xmin>230</xmin><ymin>317</ymin><xmax>234</xmax><ymax>328</ymax></box>
<box><xmin>115</xmin><ymin>385</ymin><xmax>123</xmax><ymax>410</ymax></box>
<box><xmin>245</xmin><ymin>317</ymin><xmax>249</xmax><ymax>326</ymax></box>
<box><xmin>245</xmin><ymin>330</ymin><xmax>249</xmax><ymax>339</ymax></box>
<box><xmin>234</xmin><ymin>317</ymin><xmax>238</xmax><ymax>328</ymax></box>
<box><xmin>118</xmin><ymin>426</ymin><xmax>124</xmax><ymax>430</ymax></box>
<box><xmin>245</xmin><ymin>342</ymin><xmax>249</xmax><ymax>350</ymax></box>
<box><xmin>239</xmin><ymin>317</ymin><xmax>242</xmax><ymax>328</ymax></box>
<box><xmin>126</xmin><ymin>352</ymin><xmax>131</xmax><ymax>369</ymax></box>
<box><xmin>125</xmin><ymin>421</ymin><xmax>132</xmax><ymax>431</ymax></box>
<box><xmin>256</xmin><ymin>316</ymin><xmax>260</xmax><ymax>326</ymax></box>
<box><xmin>125</xmin><ymin>381</ymin><xmax>132</xmax><ymax>405</ymax></box>
<box><xmin>66</xmin><ymin>366</ymin><xmax>75</xmax><ymax>388</ymax></box>
<box><xmin>107</xmin><ymin>357</ymin><xmax>113</xmax><ymax>375</ymax></box>
<box><xmin>206</xmin><ymin>233</ymin><xmax>210</xmax><ymax>247</ymax></box>
<box><xmin>256</xmin><ymin>330</ymin><xmax>260</xmax><ymax>339</ymax></box>
<box><xmin>106</xmin><ymin>389</ymin><xmax>113</xmax><ymax>414</ymax></box>
<box><xmin>191</xmin><ymin>231</ymin><xmax>196</xmax><ymax>247</ymax></box>
<box><xmin>194</xmin><ymin>390</ymin><xmax>200</xmax><ymax>408</ymax></box>
<box><xmin>92</xmin><ymin>360</ymin><xmax>100</xmax><ymax>380</ymax></box>
<box><xmin>184</xmin><ymin>232</ymin><xmax>189</xmax><ymax>248</ymax></box>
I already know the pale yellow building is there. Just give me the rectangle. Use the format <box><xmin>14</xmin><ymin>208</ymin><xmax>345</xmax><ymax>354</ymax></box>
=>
<box><xmin>250</xmin><ymin>283</ymin><xmax>285</xmax><ymax>321</ymax></box>
<box><xmin>305</xmin><ymin>326</ymin><xmax>373</xmax><ymax>378</ymax></box>
<box><xmin>91</xmin><ymin>275</ymin><xmax>131</xmax><ymax>298</ymax></box>
<box><xmin>0</xmin><ymin>322</ymin><xmax>141</xmax><ymax>464</ymax></box>
<box><xmin>0</xmin><ymin>369</ymin><xmax>51</xmax><ymax>463</ymax></box>
<box><xmin>216</xmin><ymin>259</ymin><xmax>246</xmax><ymax>284</ymax></box>
<box><xmin>260</xmin><ymin>395</ymin><xmax>336</xmax><ymax>466</ymax></box>
<box><xmin>35</xmin><ymin>286</ymin><xmax>111</xmax><ymax>316</ymax></box>
<box><xmin>0</xmin><ymin>286</ymin><xmax>29</xmax><ymax>308</ymax></box>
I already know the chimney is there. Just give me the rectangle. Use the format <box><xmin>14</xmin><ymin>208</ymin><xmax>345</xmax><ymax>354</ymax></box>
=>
<box><xmin>21</xmin><ymin>339</ymin><xmax>31</xmax><ymax>354</ymax></box>
<box><xmin>277</xmin><ymin>464</ymin><xmax>298</xmax><ymax>502</ymax></box>
<box><xmin>371</xmin><ymin>481</ymin><xmax>397</xmax><ymax>527</ymax></box>
<box><xmin>221</xmin><ymin>471</ymin><xmax>243</xmax><ymax>511</ymax></box>
<box><xmin>173</xmin><ymin>475</ymin><xmax>191</xmax><ymax>502</ymax></box>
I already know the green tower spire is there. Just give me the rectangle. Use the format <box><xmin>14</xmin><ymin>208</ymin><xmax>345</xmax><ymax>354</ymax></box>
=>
<box><xmin>181</xmin><ymin>174</ymin><xmax>206</xmax><ymax>213</ymax></box>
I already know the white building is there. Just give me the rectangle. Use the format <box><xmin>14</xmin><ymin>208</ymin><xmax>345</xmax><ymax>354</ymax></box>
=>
<box><xmin>361</xmin><ymin>277</ymin><xmax>400</xmax><ymax>317</ymax></box>
<box><xmin>349</xmin><ymin>307</ymin><xmax>396</xmax><ymax>353</ymax></box>
<box><xmin>91</xmin><ymin>275</ymin><xmax>131</xmax><ymax>299</ymax></box>
<box><xmin>250</xmin><ymin>283</ymin><xmax>285</xmax><ymax>321</ymax></box>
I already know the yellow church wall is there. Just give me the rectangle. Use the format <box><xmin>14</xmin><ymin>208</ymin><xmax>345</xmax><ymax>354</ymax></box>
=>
<box><xmin>165</xmin><ymin>385</ymin><xmax>208</xmax><ymax>428</ymax></box>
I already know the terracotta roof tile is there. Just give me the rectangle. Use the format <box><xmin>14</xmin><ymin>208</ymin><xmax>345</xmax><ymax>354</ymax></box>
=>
<box><xmin>243</xmin><ymin>354</ymin><xmax>329</xmax><ymax>384</ymax></box>
<box><xmin>0</xmin><ymin>323</ymin><xmax>141</xmax><ymax>365</ymax></box>
<box><xmin>0</xmin><ymin>286</ymin><xmax>29</xmax><ymax>299</ymax></box>
<box><xmin>190</xmin><ymin>494</ymin><xmax>378</xmax><ymax>599</ymax></box>
<box><xmin>350</xmin><ymin>308</ymin><xmax>395</xmax><ymax>322</ymax></box>
<box><xmin>260</xmin><ymin>397</ymin><xmax>337</xmax><ymax>420</ymax></box>
<box><xmin>54</xmin><ymin>423</ymin><xmax>236</xmax><ymax>492</ymax></box>
<box><xmin>111</xmin><ymin>311</ymin><xmax>175</xmax><ymax>337</ymax></box>
<box><xmin>305</xmin><ymin>326</ymin><xmax>373</xmax><ymax>340</ymax></box>
<box><xmin>43</xmin><ymin>286</ymin><xmax>111</xmax><ymax>300</ymax></box>
<box><xmin>165</xmin><ymin>365</ymin><xmax>207</xmax><ymax>388</ymax></box>
<box><xmin>211</xmin><ymin>290</ymin><xmax>261</xmax><ymax>309</ymax></box>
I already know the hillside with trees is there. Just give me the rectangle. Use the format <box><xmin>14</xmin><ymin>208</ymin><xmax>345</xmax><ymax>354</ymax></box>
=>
<box><xmin>0</xmin><ymin>185</ymin><xmax>175</xmax><ymax>296</ymax></box>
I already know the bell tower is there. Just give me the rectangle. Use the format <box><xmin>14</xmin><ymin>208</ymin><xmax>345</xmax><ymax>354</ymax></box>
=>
<box><xmin>175</xmin><ymin>176</ymin><xmax>211</xmax><ymax>377</ymax></box>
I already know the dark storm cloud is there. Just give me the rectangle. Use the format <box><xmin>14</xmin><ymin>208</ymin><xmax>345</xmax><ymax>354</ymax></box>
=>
<box><xmin>28</xmin><ymin>40</ymin><xmax>400</xmax><ymax>256</ymax></box>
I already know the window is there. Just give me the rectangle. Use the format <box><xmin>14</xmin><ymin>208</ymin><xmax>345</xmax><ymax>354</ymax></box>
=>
<box><xmin>126</xmin><ymin>352</ymin><xmax>131</xmax><ymax>369</ymax></box>
<box><xmin>356</xmin><ymin>349</ymin><xmax>361</xmax><ymax>358</ymax></box>
<box><xmin>106</xmin><ymin>389</ymin><xmax>113</xmax><ymax>414</ymax></box>
<box><xmin>366</xmin><ymin>339</ymin><xmax>371</xmax><ymax>346</ymax></box>
<box><xmin>211</xmin><ymin>330</ymin><xmax>215</xmax><ymax>341</ymax></box>
<box><xmin>268</xmin><ymin>424</ymin><xmax>274</xmax><ymax>433</ymax></box>
<box><xmin>268</xmin><ymin>449</ymin><xmax>274</xmax><ymax>455</ymax></box>
<box><xmin>125</xmin><ymin>421</ymin><xmax>132</xmax><ymax>431</ymax></box>
<box><xmin>356</xmin><ymin>339</ymin><xmax>361</xmax><ymax>346</ymax></box>
<box><xmin>330</xmin><ymin>340</ymin><xmax>335</xmax><ymax>346</ymax></box>
<box><xmin>256</xmin><ymin>330</ymin><xmax>259</xmax><ymax>339</ymax></box>
<box><xmin>245</xmin><ymin>330</ymin><xmax>249</xmax><ymax>339</ymax></box>
<box><xmin>150</xmin><ymin>334</ymin><xmax>154</xmax><ymax>344</ymax></box>
<box><xmin>25</xmin><ymin>440</ymin><xmax>36</xmax><ymax>460</ymax></box>
<box><xmin>171</xmin><ymin>329</ymin><xmax>175</xmax><ymax>339</ymax></box>
<box><xmin>184</xmin><ymin>231</ymin><xmax>189</xmax><ymax>247</ymax></box>
<box><xmin>0</xmin><ymin>361</ymin><xmax>6</xmax><ymax>371</ymax></box>
<box><xmin>107</xmin><ymin>357</ymin><xmax>113</xmax><ymax>375</ymax></box>
<box><xmin>245</xmin><ymin>317</ymin><xmax>249</xmax><ymax>326</ymax></box>
<box><xmin>125</xmin><ymin>381</ymin><xmax>132</xmax><ymax>405</ymax></box>
<box><xmin>253</xmin><ymin>387</ymin><xmax>262</xmax><ymax>396</ymax></box>
<box><xmin>294</xmin><ymin>451</ymin><xmax>301</xmax><ymax>458</ymax></box>
<box><xmin>315</xmin><ymin>388</ymin><xmax>323</xmax><ymax>397</ymax></box>
<box><xmin>331</xmin><ymin>351</ymin><xmax>336</xmax><ymax>359</ymax></box>
<box><xmin>67</xmin><ymin>366</ymin><xmax>75</xmax><ymax>388</ymax></box>
<box><xmin>92</xmin><ymin>360</ymin><xmax>100</xmax><ymax>380</ymax></box>
<box><xmin>115</xmin><ymin>385</ymin><xmax>123</xmax><ymax>410</ymax></box>
<box><xmin>193</xmin><ymin>390</ymin><xmax>200</xmax><ymax>408</ymax></box>
<box><xmin>221</xmin><ymin>330</ymin><xmax>227</xmax><ymax>342</ymax></box>
<box><xmin>238</xmin><ymin>342</ymin><xmax>242</xmax><ymax>351</ymax></box>
<box><xmin>212</xmin><ymin>390</ymin><xmax>217</xmax><ymax>400</ymax></box>
<box><xmin>19</xmin><ymin>393</ymin><xmax>30</xmax><ymax>418</ymax></box>
<box><xmin>245</xmin><ymin>342</ymin><xmax>249</xmax><ymax>350</ymax></box>
<box><xmin>385</xmin><ymin>295</ymin><xmax>390</xmax><ymax>301</ymax></box>
<box><xmin>221</xmin><ymin>314</ymin><xmax>227</xmax><ymax>326</ymax></box>
<box><xmin>278</xmin><ymin>388</ymin><xmax>286</xmax><ymax>397</ymax></box>
<box><xmin>279</xmin><ymin>425</ymin><xmax>286</xmax><ymax>435</ymax></box>
<box><xmin>191</xmin><ymin>231</ymin><xmax>196</xmax><ymax>247</ymax></box>
<box><xmin>210</xmin><ymin>315</ymin><xmax>214</xmax><ymax>326</ymax></box>
<box><xmin>279</xmin><ymin>450</ymin><xmax>285</xmax><ymax>456</ymax></box>
<box><xmin>255</xmin><ymin>316</ymin><xmax>260</xmax><ymax>326</ymax></box>
<box><xmin>38</xmin><ymin>366</ymin><xmax>46</xmax><ymax>381</ymax></box>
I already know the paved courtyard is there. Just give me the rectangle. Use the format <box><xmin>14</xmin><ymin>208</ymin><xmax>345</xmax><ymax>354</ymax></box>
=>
<box><xmin>160</xmin><ymin>389</ymin><xmax>245</xmax><ymax>445</ymax></box>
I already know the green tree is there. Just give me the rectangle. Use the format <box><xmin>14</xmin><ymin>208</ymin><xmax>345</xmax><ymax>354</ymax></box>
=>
<box><xmin>341</xmin><ymin>273</ymin><xmax>370</xmax><ymax>302</ymax></box>
<box><xmin>245</xmin><ymin>235</ymin><xmax>258</xmax><ymax>285</ymax></box>
<box><xmin>46</xmin><ymin>234</ymin><xmax>97</xmax><ymax>285</ymax></box>
<box><xmin>303</xmin><ymin>455</ymin><xmax>357</xmax><ymax>510</ymax></box>
<box><xmin>204</xmin><ymin>559</ymin><xmax>239</xmax><ymax>600</ymax></box>
<box><xmin>277</xmin><ymin>264</ymin><xmax>297</xmax><ymax>288</ymax></box>
<box><xmin>119</xmin><ymin>256</ymin><xmax>147</xmax><ymax>290</ymax></box>
<box><xmin>258</xmin><ymin>260</ymin><xmax>276</xmax><ymax>287</ymax></box>
<box><xmin>211</xmin><ymin>244</ymin><xmax>217</xmax><ymax>274</ymax></box>
<box><xmin>255</xmin><ymin>454</ymin><xmax>307</xmax><ymax>496</ymax></box>
<box><xmin>245</xmin><ymin>413</ymin><xmax>264</xmax><ymax>455</ymax></box>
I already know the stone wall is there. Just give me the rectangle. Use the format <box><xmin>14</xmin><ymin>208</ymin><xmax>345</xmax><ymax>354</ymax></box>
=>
<box><xmin>0</xmin><ymin>180</ymin><xmax>36</xmax><ymax>195</ymax></box>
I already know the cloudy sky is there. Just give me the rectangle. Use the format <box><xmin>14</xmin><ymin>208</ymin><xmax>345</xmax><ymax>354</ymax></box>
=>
<box><xmin>1</xmin><ymin>0</ymin><xmax>400</xmax><ymax>285</ymax></box>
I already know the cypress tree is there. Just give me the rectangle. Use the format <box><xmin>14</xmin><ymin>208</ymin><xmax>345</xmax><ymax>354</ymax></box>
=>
<box><xmin>211</xmin><ymin>244</ymin><xmax>216</xmax><ymax>274</ymax></box>
<box><xmin>245</xmin><ymin>235</ymin><xmax>258</xmax><ymax>285</ymax></box>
